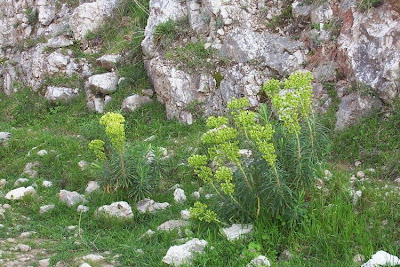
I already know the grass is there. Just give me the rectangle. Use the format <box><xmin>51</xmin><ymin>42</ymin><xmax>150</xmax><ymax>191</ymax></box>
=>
<box><xmin>1</xmin><ymin>0</ymin><xmax>400</xmax><ymax>266</ymax></box>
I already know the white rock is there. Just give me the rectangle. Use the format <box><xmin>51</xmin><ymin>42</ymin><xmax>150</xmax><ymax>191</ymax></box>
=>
<box><xmin>37</xmin><ymin>149</ymin><xmax>48</xmax><ymax>156</ymax></box>
<box><xmin>0</xmin><ymin>179</ymin><xmax>6</xmax><ymax>188</ymax></box>
<box><xmin>78</xmin><ymin>160</ymin><xmax>88</xmax><ymax>170</ymax></box>
<box><xmin>81</xmin><ymin>254</ymin><xmax>104</xmax><ymax>262</ymax></box>
<box><xmin>162</xmin><ymin>238</ymin><xmax>207</xmax><ymax>266</ymax></box>
<box><xmin>77</xmin><ymin>205</ymin><xmax>89</xmax><ymax>213</ymax></box>
<box><xmin>14</xmin><ymin>178</ymin><xmax>29</xmax><ymax>187</ymax></box>
<box><xmin>96</xmin><ymin>201</ymin><xmax>133</xmax><ymax>218</ymax></box>
<box><xmin>37</xmin><ymin>0</ymin><xmax>56</xmax><ymax>25</ymax></box>
<box><xmin>47</xmin><ymin>36</ymin><xmax>74</xmax><ymax>48</ymax></box>
<box><xmin>357</xmin><ymin>171</ymin><xmax>365</xmax><ymax>179</ymax></box>
<box><xmin>142</xmin><ymin>89</ymin><xmax>154</xmax><ymax>97</ymax></box>
<box><xmin>15</xmin><ymin>243</ymin><xmax>31</xmax><ymax>252</ymax></box>
<box><xmin>181</xmin><ymin>209</ymin><xmax>190</xmax><ymax>220</ymax></box>
<box><xmin>70</xmin><ymin>0</ymin><xmax>120</xmax><ymax>40</ymax></box>
<box><xmin>140</xmin><ymin>229</ymin><xmax>155</xmax><ymax>238</ymax></box>
<box><xmin>39</xmin><ymin>258</ymin><xmax>50</xmax><ymax>267</ymax></box>
<box><xmin>59</xmin><ymin>190</ymin><xmax>87</xmax><ymax>206</ymax></box>
<box><xmin>144</xmin><ymin>135</ymin><xmax>156</xmax><ymax>142</ymax></box>
<box><xmin>136</xmin><ymin>198</ymin><xmax>170</xmax><ymax>213</ymax></box>
<box><xmin>85</xmin><ymin>181</ymin><xmax>100</xmax><ymax>194</ymax></box>
<box><xmin>88</xmin><ymin>72</ymin><xmax>119</xmax><ymax>94</ymax></box>
<box><xmin>79</xmin><ymin>263</ymin><xmax>91</xmax><ymax>267</ymax></box>
<box><xmin>0</xmin><ymin>224</ymin><xmax>4</xmax><ymax>228</ymax></box>
<box><xmin>205</xmin><ymin>194</ymin><xmax>213</xmax><ymax>199</ymax></box>
<box><xmin>19</xmin><ymin>231</ymin><xmax>37</xmax><ymax>238</ymax></box>
<box><xmin>247</xmin><ymin>255</ymin><xmax>271</xmax><ymax>267</ymax></box>
<box><xmin>353</xmin><ymin>254</ymin><xmax>365</xmax><ymax>264</ymax></box>
<box><xmin>22</xmin><ymin>161</ymin><xmax>39</xmax><ymax>178</ymax></box>
<box><xmin>2</xmin><ymin>204</ymin><xmax>11</xmax><ymax>209</ymax></box>
<box><xmin>42</xmin><ymin>180</ymin><xmax>53</xmax><ymax>187</ymax></box>
<box><xmin>361</xmin><ymin>251</ymin><xmax>400</xmax><ymax>267</ymax></box>
<box><xmin>157</xmin><ymin>220</ymin><xmax>189</xmax><ymax>232</ymax></box>
<box><xmin>324</xmin><ymin>169</ymin><xmax>333</xmax><ymax>179</ymax></box>
<box><xmin>121</xmin><ymin>94</ymin><xmax>152</xmax><ymax>112</ymax></box>
<box><xmin>221</xmin><ymin>224</ymin><xmax>253</xmax><ymax>241</ymax></box>
<box><xmin>191</xmin><ymin>191</ymin><xmax>200</xmax><ymax>199</ymax></box>
<box><xmin>355</xmin><ymin>161</ymin><xmax>362</xmax><ymax>167</ymax></box>
<box><xmin>350</xmin><ymin>190</ymin><xmax>362</xmax><ymax>206</ymax></box>
<box><xmin>40</xmin><ymin>205</ymin><xmax>55</xmax><ymax>214</ymax></box>
<box><xmin>45</xmin><ymin>87</ymin><xmax>80</xmax><ymax>103</ymax></box>
<box><xmin>174</xmin><ymin>188</ymin><xmax>187</xmax><ymax>203</ymax></box>
<box><xmin>96</xmin><ymin>54</ymin><xmax>121</xmax><ymax>70</ymax></box>
<box><xmin>5</xmin><ymin>186</ymin><xmax>36</xmax><ymax>200</ymax></box>
<box><xmin>0</xmin><ymin>132</ymin><xmax>11</xmax><ymax>143</ymax></box>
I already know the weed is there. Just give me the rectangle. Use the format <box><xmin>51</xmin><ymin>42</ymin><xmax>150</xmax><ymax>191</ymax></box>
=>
<box><xmin>358</xmin><ymin>0</ymin><xmax>384</xmax><ymax>11</ymax></box>
<box><xmin>24</xmin><ymin>8</ymin><xmax>38</xmax><ymax>26</ymax></box>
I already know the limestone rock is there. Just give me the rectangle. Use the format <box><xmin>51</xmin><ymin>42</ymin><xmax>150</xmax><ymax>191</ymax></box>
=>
<box><xmin>15</xmin><ymin>243</ymin><xmax>31</xmax><ymax>252</ymax></box>
<box><xmin>96</xmin><ymin>54</ymin><xmax>121</xmax><ymax>70</ymax></box>
<box><xmin>181</xmin><ymin>209</ymin><xmax>190</xmax><ymax>220</ymax></box>
<box><xmin>0</xmin><ymin>132</ymin><xmax>11</xmax><ymax>143</ymax></box>
<box><xmin>96</xmin><ymin>201</ymin><xmax>133</xmax><ymax>218</ymax></box>
<box><xmin>81</xmin><ymin>254</ymin><xmax>104</xmax><ymax>262</ymax></box>
<box><xmin>174</xmin><ymin>188</ymin><xmax>186</xmax><ymax>203</ymax></box>
<box><xmin>0</xmin><ymin>179</ymin><xmax>6</xmax><ymax>188</ymax></box>
<box><xmin>78</xmin><ymin>160</ymin><xmax>89</xmax><ymax>170</ymax></box>
<box><xmin>361</xmin><ymin>251</ymin><xmax>400</xmax><ymax>267</ymax></box>
<box><xmin>247</xmin><ymin>255</ymin><xmax>271</xmax><ymax>267</ymax></box>
<box><xmin>39</xmin><ymin>258</ymin><xmax>51</xmax><ymax>267</ymax></box>
<box><xmin>88</xmin><ymin>72</ymin><xmax>119</xmax><ymax>94</ymax></box>
<box><xmin>37</xmin><ymin>149</ymin><xmax>48</xmax><ymax>156</ymax></box>
<box><xmin>121</xmin><ymin>95</ymin><xmax>152</xmax><ymax>112</ymax></box>
<box><xmin>162</xmin><ymin>238</ymin><xmax>207</xmax><ymax>266</ymax></box>
<box><xmin>335</xmin><ymin>93</ymin><xmax>382</xmax><ymax>130</ymax></box>
<box><xmin>42</xmin><ymin>180</ymin><xmax>53</xmax><ymax>187</ymax></box>
<box><xmin>59</xmin><ymin>190</ymin><xmax>87</xmax><ymax>206</ymax></box>
<box><xmin>14</xmin><ymin>178</ymin><xmax>29</xmax><ymax>187</ymax></box>
<box><xmin>47</xmin><ymin>36</ymin><xmax>74</xmax><ymax>48</ymax></box>
<box><xmin>37</xmin><ymin>0</ymin><xmax>56</xmax><ymax>26</ymax></box>
<box><xmin>45</xmin><ymin>87</ymin><xmax>80</xmax><ymax>103</ymax></box>
<box><xmin>157</xmin><ymin>220</ymin><xmax>189</xmax><ymax>232</ymax></box>
<box><xmin>85</xmin><ymin>181</ymin><xmax>100</xmax><ymax>194</ymax></box>
<box><xmin>77</xmin><ymin>205</ymin><xmax>90</xmax><ymax>213</ymax></box>
<box><xmin>40</xmin><ymin>204</ymin><xmax>55</xmax><ymax>214</ymax></box>
<box><xmin>136</xmin><ymin>198</ymin><xmax>170</xmax><ymax>213</ymax></box>
<box><xmin>70</xmin><ymin>0</ymin><xmax>120</xmax><ymax>40</ymax></box>
<box><xmin>221</xmin><ymin>224</ymin><xmax>253</xmax><ymax>241</ymax></box>
<box><xmin>5</xmin><ymin>186</ymin><xmax>36</xmax><ymax>200</ymax></box>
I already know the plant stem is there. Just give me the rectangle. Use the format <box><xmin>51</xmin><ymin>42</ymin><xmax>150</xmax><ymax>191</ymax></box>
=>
<box><xmin>295</xmin><ymin>131</ymin><xmax>302</xmax><ymax>158</ymax></box>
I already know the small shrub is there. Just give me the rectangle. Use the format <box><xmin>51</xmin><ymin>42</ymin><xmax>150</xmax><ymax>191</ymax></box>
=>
<box><xmin>89</xmin><ymin>112</ymin><xmax>161</xmax><ymax>201</ymax></box>
<box><xmin>358</xmin><ymin>0</ymin><xmax>384</xmax><ymax>11</ymax></box>
<box><xmin>188</xmin><ymin>71</ymin><xmax>329</xmax><ymax>224</ymax></box>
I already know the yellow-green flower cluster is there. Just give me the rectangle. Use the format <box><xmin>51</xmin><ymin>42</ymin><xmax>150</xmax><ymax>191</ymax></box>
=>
<box><xmin>88</xmin><ymin>139</ymin><xmax>106</xmax><ymax>161</ymax></box>
<box><xmin>215</xmin><ymin>166</ymin><xmax>234</xmax><ymax>195</ymax></box>
<box><xmin>188</xmin><ymin>154</ymin><xmax>213</xmax><ymax>183</ymax></box>
<box><xmin>227</xmin><ymin>97</ymin><xmax>250</xmax><ymax>110</ymax></box>
<box><xmin>263</xmin><ymin>71</ymin><xmax>314</xmax><ymax>133</ymax></box>
<box><xmin>99</xmin><ymin>112</ymin><xmax>126</xmax><ymax>154</ymax></box>
<box><xmin>189</xmin><ymin>202</ymin><xmax>219</xmax><ymax>223</ymax></box>
<box><xmin>201</xmin><ymin>126</ymin><xmax>238</xmax><ymax>144</ymax></box>
<box><xmin>206</xmin><ymin>116</ymin><xmax>229</xmax><ymax>129</ymax></box>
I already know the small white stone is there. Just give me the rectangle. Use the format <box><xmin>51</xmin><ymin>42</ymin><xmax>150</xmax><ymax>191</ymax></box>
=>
<box><xmin>136</xmin><ymin>198</ymin><xmax>170</xmax><ymax>213</ymax></box>
<box><xmin>355</xmin><ymin>161</ymin><xmax>362</xmax><ymax>167</ymax></box>
<box><xmin>356</xmin><ymin>171</ymin><xmax>365</xmax><ymax>178</ymax></box>
<box><xmin>37</xmin><ymin>150</ymin><xmax>48</xmax><ymax>156</ymax></box>
<box><xmin>191</xmin><ymin>191</ymin><xmax>200</xmax><ymax>199</ymax></box>
<box><xmin>221</xmin><ymin>224</ymin><xmax>253</xmax><ymax>241</ymax></box>
<box><xmin>67</xmin><ymin>225</ymin><xmax>77</xmax><ymax>230</ymax></box>
<box><xmin>205</xmin><ymin>194</ymin><xmax>213</xmax><ymax>199</ymax></box>
<box><xmin>19</xmin><ymin>231</ymin><xmax>37</xmax><ymax>238</ymax></box>
<box><xmin>247</xmin><ymin>255</ymin><xmax>271</xmax><ymax>266</ymax></box>
<box><xmin>350</xmin><ymin>190</ymin><xmax>362</xmax><ymax>206</ymax></box>
<box><xmin>174</xmin><ymin>188</ymin><xmax>187</xmax><ymax>203</ymax></box>
<box><xmin>157</xmin><ymin>220</ymin><xmax>189</xmax><ymax>232</ymax></box>
<box><xmin>5</xmin><ymin>186</ymin><xmax>36</xmax><ymax>200</ymax></box>
<box><xmin>162</xmin><ymin>238</ymin><xmax>207</xmax><ymax>266</ymax></box>
<box><xmin>181</xmin><ymin>209</ymin><xmax>191</xmax><ymax>220</ymax></box>
<box><xmin>78</xmin><ymin>160</ymin><xmax>88</xmax><ymax>170</ymax></box>
<box><xmin>81</xmin><ymin>254</ymin><xmax>104</xmax><ymax>262</ymax></box>
<box><xmin>15</xmin><ymin>243</ymin><xmax>31</xmax><ymax>252</ymax></box>
<box><xmin>361</xmin><ymin>251</ymin><xmax>400</xmax><ymax>267</ymax></box>
<box><xmin>0</xmin><ymin>179</ymin><xmax>6</xmax><ymax>188</ymax></box>
<box><xmin>14</xmin><ymin>178</ymin><xmax>29</xmax><ymax>187</ymax></box>
<box><xmin>204</xmin><ymin>43</ymin><xmax>212</xmax><ymax>49</ymax></box>
<box><xmin>40</xmin><ymin>205</ymin><xmax>55</xmax><ymax>214</ymax></box>
<box><xmin>144</xmin><ymin>135</ymin><xmax>156</xmax><ymax>142</ymax></box>
<box><xmin>217</xmin><ymin>29</ymin><xmax>225</xmax><ymax>36</ymax></box>
<box><xmin>96</xmin><ymin>201</ymin><xmax>133</xmax><ymax>218</ymax></box>
<box><xmin>79</xmin><ymin>263</ymin><xmax>92</xmax><ymax>267</ymax></box>
<box><xmin>39</xmin><ymin>258</ymin><xmax>50</xmax><ymax>267</ymax></box>
<box><xmin>42</xmin><ymin>180</ymin><xmax>53</xmax><ymax>187</ymax></box>
<box><xmin>77</xmin><ymin>205</ymin><xmax>89</xmax><ymax>213</ymax></box>
<box><xmin>85</xmin><ymin>181</ymin><xmax>100</xmax><ymax>194</ymax></box>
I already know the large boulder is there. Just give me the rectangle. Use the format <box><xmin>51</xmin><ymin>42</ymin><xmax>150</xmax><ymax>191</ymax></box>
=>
<box><xmin>45</xmin><ymin>87</ymin><xmax>80</xmax><ymax>103</ymax></box>
<box><xmin>70</xmin><ymin>0</ymin><xmax>120</xmax><ymax>40</ymax></box>
<box><xmin>87</xmin><ymin>72</ymin><xmax>119</xmax><ymax>94</ymax></box>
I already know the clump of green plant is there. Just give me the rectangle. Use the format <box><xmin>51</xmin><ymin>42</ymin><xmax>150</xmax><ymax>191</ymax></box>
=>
<box><xmin>153</xmin><ymin>17</ymin><xmax>191</xmax><ymax>49</ymax></box>
<box><xmin>165</xmin><ymin>41</ymin><xmax>215</xmax><ymax>70</ymax></box>
<box><xmin>24</xmin><ymin>8</ymin><xmax>38</xmax><ymax>26</ymax></box>
<box><xmin>188</xmin><ymin>71</ymin><xmax>329</xmax><ymax>223</ymax></box>
<box><xmin>358</xmin><ymin>0</ymin><xmax>384</xmax><ymax>11</ymax></box>
<box><xmin>89</xmin><ymin>112</ymin><xmax>161</xmax><ymax>201</ymax></box>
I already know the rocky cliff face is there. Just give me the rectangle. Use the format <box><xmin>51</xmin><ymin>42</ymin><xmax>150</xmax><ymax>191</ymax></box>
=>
<box><xmin>0</xmin><ymin>0</ymin><xmax>399</xmax><ymax>129</ymax></box>
<box><xmin>142</xmin><ymin>0</ymin><xmax>399</xmax><ymax>128</ymax></box>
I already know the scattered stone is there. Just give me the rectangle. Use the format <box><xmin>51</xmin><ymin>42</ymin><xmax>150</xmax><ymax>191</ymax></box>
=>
<box><xmin>355</xmin><ymin>161</ymin><xmax>362</xmax><ymax>167</ymax></box>
<box><xmin>174</xmin><ymin>188</ymin><xmax>187</xmax><ymax>203</ymax></box>
<box><xmin>67</xmin><ymin>225</ymin><xmax>77</xmax><ymax>230</ymax></box>
<box><xmin>394</xmin><ymin>177</ymin><xmax>400</xmax><ymax>184</ymax></box>
<box><xmin>191</xmin><ymin>191</ymin><xmax>200</xmax><ymax>199</ymax></box>
<box><xmin>162</xmin><ymin>238</ymin><xmax>207</xmax><ymax>266</ymax></box>
<box><xmin>247</xmin><ymin>255</ymin><xmax>271</xmax><ymax>267</ymax></box>
<box><xmin>205</xmin><ymin>194</ymin><xmax>213</xmax><ymax>199</ymax></box>
<box><xmin>14</xmin><ymin>178</ymin><xmax>29</xmax><ymax>187</ymax></box>
<box><xmin>40</xmin><ymin>205</ymin><xmax>55</xmax><ymax>214</ymax></box>
<box><xmin>15</xmin><ymin>243</ymin><xmax>31</xmax><ymax>252</ymax></box>
<box><xmin>45</xmin><ymin>87</ymin><xmax>79</xmax><ymax>103</ymax></box>
<box><xmin>5</xmin><ymin>186</ymin><xmax>36</xmax><ymax>200</ymax></box>
<box><xmin>0</xmin><ymin>132</ymin><xmax>11</xmax><ymax>143</ymax></box>
<box><xmin>157</xmin><ymin>220</ymin><xmax>189</xmax><ymax>232</ymax></box>
<box><xmin>0</xmin><ymin>179</ymin><xmax>6</xmax><ymax>188</ymax></box>
<box><xmin>2</xmin><ymin>204</ymin><xmax>11</xmax><ymax>209</ymax></box>
<box><xmin>0</xmin><ymin>224</ymin><xmax>4</xmax><ymax>228</ymax></box>
<box><xmin>279</xmin><ymin>249</ymin><xmax>293</xmax><ymax>261</ymax></box>
<box><xmin>59</xmin><ymin>190</ymin><xmax>87</xmax><ymax>206</ymax></box>
<box><xmin>181</xmin><ymin>209</ymin><xmax>190</xmax><ymax>220</ymax></box>
<box><xmin>79</xmin><ymin>263</ymin><xmax>91</xmax><ymax>267</ymax></box>
<box><xmin>96</xmin><ymin>201</ymin><xmax>133</xmax><ymax>218</ymax></box>
<box><xmin>356</xmin><ymin>171</ymin><xmax>365</xmax><ymax>179</ymax></box>
<box><xmin>350</xmin><ymin>190</ymin><xmax>362</xmax><ymax>206</ymax></box>
<box><xmin>85</xmin><ymin>181</ymin><xmax>100</xmax><ymax>194</ymax></box>
<box><xmin>121</xmin><ymin>94</ymin><xmax>152</xmax><ymax>112</ymax></box>
<box><xmin>88</xmin><ymin>72</ymin><xmax>119</xmax><ymax>94</ymax></box>
<box><xmin>39</xmin><ymin>258</ymin><xmax>50</xmax><ymax>267</ymax></box>
<box><xmin>96</xmin><ymin>54</ymin><xmax>121</xmax><ymax>70</ymax></box>
<box><xmin>361</xmin><ymin>251</ymin><xmax>400</xmax><ymax>267</ymax></box>
<box><xmin>221</xmin><ymin>224</ymin><xmax>253</xmax><ymax>241</ymax></box>
<box><xmin>42</xmin><ymin>180</ymin><xmax>53</xmax><ymax>187</ymax></box>
<box><xmin>22</xmin><ymin>161</ymin><xmax>39</xmax><ymax>178</ymax></box>
<box><xmin>77</xmin><ymin>205</ymin><xmax>89</xmax><ymax>213</ymax></box>
<box><xmin>142</xmin><ymin>89</ymin><xmax>154</xmax><ymax>97</ymax></box>
<box><xmin>19</xmin><ymin>231</ymin><xmax>37</xmax><ymax>238</ymax></box>
<box><xmin>47</xmin><ymin>36</ymin><xmax>73</xmax><ymax>48</ymax></box>
<box><xmin>78</xmin><ymin>160</ymin><xmax>89</xmax><ymax>170</ymax></box>
<box><xmin>140</xmin><ymin>229</ymin><xmax>155</xmax><ymax>239</ymax></box>
<box><xmin>144</xmin><ymin>135</ymin><xmax>156</xmax><ymax>142</ymax></box>
<box><xmin>324</xmin><ymin>170</ymin><xmax>333</xmax><ymax>179</ymax></box>
<box><xmin>136</xmin><ymin>249</ymin><xmax>144</xmax><ymax>254</ymax></box>
<box><xmin>136</xmin><ymin>198</ymin><xmax>170</xmax><ymax>213</ymax></box>
<box><xmin>81</xmin><ymin>254</ymin><xmax>104</xmax><ymax>262</ymax></box>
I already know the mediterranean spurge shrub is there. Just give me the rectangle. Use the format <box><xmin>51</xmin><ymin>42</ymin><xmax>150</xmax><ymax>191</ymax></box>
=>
<box><xmin>188</xmin><ymin>71</ymin><xmax>329</xmax><ymax>224</ymax></box>
<box><xmin>89</xmin><ymin>112</ymin><xmax>161</xmax><ymax>201</ymax></box>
